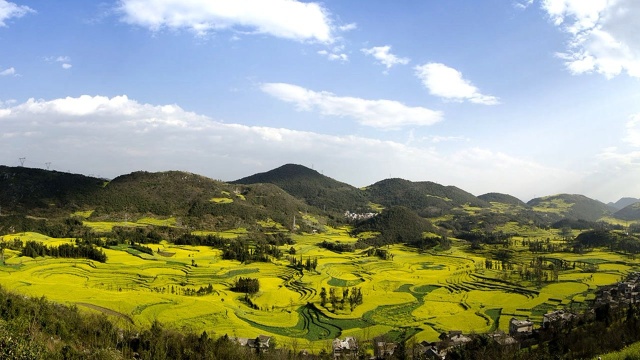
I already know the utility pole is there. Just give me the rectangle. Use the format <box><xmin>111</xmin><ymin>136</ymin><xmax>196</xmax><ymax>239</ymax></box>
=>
<box><xmin>18</xmin><ymin>157</ymin><xmax>25</xmax><ymax>166</ymax></box>
<box><xmin>45</xmin><ymin>162</ymin><xmax>51</xmax><ymax>170</ymax></box>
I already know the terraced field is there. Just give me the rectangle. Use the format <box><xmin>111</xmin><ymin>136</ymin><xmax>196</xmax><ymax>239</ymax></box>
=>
<box><xmin>0</xmin><ymin>225</ymin><xmax>638</xmax><ymax>352</ymax></box>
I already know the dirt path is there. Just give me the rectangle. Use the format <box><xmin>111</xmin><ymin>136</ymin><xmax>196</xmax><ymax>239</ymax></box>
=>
<box><xmin>76</xmin><ymin>302</ymin><xmax>135</xmax><ymax>324</ymax></box>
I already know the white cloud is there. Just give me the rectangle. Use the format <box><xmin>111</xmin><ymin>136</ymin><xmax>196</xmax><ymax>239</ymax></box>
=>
<box><xmin>338</xmin><ymin>23</ymin><xmax>357</xmax><ymax>32</ymax></box>
<box><xmin>540</xmin><ymin>0</ymin><xmax>640</xmax><ymax>78</ymax></box>
<box><xmin>0</xmin><ymin>0</ymin><xmax>34</xmax><ymax>26</ymax></box>
<box><xmin>414</xmin><ymin>63</ymin><xmax>500</xmax><ymax>105</ymax></box>
<box><xmin>46</xmin><ymin>55</ymin><xmax>73</xmax><ymax>69</ymax></box>
<box><xmin>260</xmin><ymin>82</ymin><xmax>443</xmax><ymax>129</ymax></box>
<box><xmin>317</xmin><ymin>50</ymin><xmax>348</xmax><ymax>62</ymax></box>
<box><xmin>0</xmin><ymin>67</ymin><xmax>15</xmax><ymax>76</ymax></box>
<box><xmin>117</xmin><ymin>0</ymin><xmax>335</xmax><ymax>43</ymax></box>
<box><xmin>514</xmin><ymin>0</ymin><xmax>535</xmax><ymax>10</ymax></box>
<box><xmin>361</xmin><ymin>45</ymin><xmax>410</xmax><ymax>70</ymax></box>
<box><xmin>0</xmin><ymin>94</ymin><xmax>573</xmax><ymax>201</ymax></box>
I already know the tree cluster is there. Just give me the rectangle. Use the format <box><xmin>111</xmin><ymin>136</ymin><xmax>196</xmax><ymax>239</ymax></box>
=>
<box><xmin>319</xmin><ymin>240</ymin><xmax>354</xmax><ymax>253</ymax></box>
<box><xmin>288</xmin><ymin>255</ymin><xmax>318</xmax><ymax>272</ymax></box>
<box><xmin>573</xmin><ymin>230</ymin><xmax>640</xmax><ymax>254</ymax></box>
<box><xmin>232</xmin><ymin>277</ymin><xmax>260</xmax><ymax>294</ymax></box>
<box><xmin>21</xmin><ymin>240</ymin><xmax>107</xmax><ymax>262</ymax></box>
<box><xmin>319</xmin><ymin>287</ymin><xmax>363</xmax><ymax>312</ymax></box>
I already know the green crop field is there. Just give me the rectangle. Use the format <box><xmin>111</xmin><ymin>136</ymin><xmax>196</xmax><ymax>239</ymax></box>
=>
<box><xmin>1</xmin><ymin>224</ymin><xmax>638</xmax><ymax>353</ymax></box>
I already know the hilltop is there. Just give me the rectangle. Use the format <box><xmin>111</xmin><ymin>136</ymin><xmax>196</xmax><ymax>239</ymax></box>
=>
<box><xmin>232</xmin><ymin>163</ymin><xmax>369</xmax><ymax>213</ymax></box>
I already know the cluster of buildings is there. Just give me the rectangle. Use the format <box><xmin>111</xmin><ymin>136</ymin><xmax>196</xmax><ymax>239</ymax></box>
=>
<box><xmin>233</xmin><ymin>335</ymin><xmax>271</xmax><ymax>352</ymax></box>
<box><xmin>595</xmin><ymin>272</ymin><xmax>640</xmax><ymax>306</ymax></box>
<box><xmin>343</xmin><ymin>211</ymin><xmax>377</xmax><ymax>222</ymax></box>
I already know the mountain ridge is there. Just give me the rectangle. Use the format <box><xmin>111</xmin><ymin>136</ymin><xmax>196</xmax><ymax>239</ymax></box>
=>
<box><xmin>2</xmin><ymin>163</ymin><xmax>639</xmax><ymax>224</ymax></box>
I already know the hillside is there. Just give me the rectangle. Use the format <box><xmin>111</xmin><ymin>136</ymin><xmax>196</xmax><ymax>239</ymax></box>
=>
<box><xmin>0</xmin><ymin>167</ymin><xmax>321</xmax><ymax>232</ymax></box>
<box><xmin>364</xmin><ymin>178</ymin><xmax>489</xmax><ymax>217</ymax></box>
<box><xmin>614</xmin><ymin>202</ymin><xmax>640</xmax><ymax>221</ymax></box>
<box><xmin>478</xmin><ymin>192</ymin><xmax>527</xmax><ymax>207</ymax></box>
<box><xmin>527</xmin><ymin>194</ymin><xmax>612</xmax><ymax>222</ymax></box>
<box><xmin>351</xmin><ymin>205</ymin><xmax>434</xmax><ymax>245</ymax></box>
<box><xmin>94</xmin><ymin>171</ymin><xmax>317</xmax><ymax>230</ymax></box>
<box><xmin>232</xmin><ymin>163</ymin><xmax>369</xmax><ymax>213</ymax></box>
<box><xmin>609</xmin><ymin>197</ymin><xmax>640</xmax><ymax>211</ymax></box>
<box><xmin>0</xmin><ymin>165</ymin><xmax>104</xmax><ymax>215</ymax></box>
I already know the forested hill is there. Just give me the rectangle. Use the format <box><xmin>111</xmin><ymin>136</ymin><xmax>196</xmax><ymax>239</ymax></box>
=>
<box><xmin>478</xmin><ymin>192</ymin><xmax>527</xmax><ymax>207</ymax></box>
<box><xmin>0</xmin><ymin>165</ymin><xmax>104</xmax><ymax>216</ymax></box>
<box><xmin>1</xmin><ymin>164</ymin><xmax>634</xmax><ymax>228</ymax></box>
<box><xmin>91</xmin><ymin>171</ymin><xmax>315</xmax><ymax>230</ymax></box>
<box><xmin>364</xmin><ymin>178</ymin><xmax>489</xmax><ymax>217</ymax></box>
<box><xmin>0</xmin><ymin>167</ymin><xmax>317</xmax><ymax>231</ymax></box>
<box><xmin>232</xmin><ymin>163</ymin><xmax>369</xmax><ymax>213</ymax></box>
<box><xmin>614</xmin><ymin>202</ymin><xmax>640</xmax><ymax>221</ymax></box>
<box><xmin>527</xmin><ymin>194</ymin><xmax>612</xmax><ymax>222</ymax></box>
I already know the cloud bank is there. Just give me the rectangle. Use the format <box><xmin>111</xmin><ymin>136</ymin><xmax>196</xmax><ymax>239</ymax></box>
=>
<box><xmin>0</xmin><ymin>94</ymin><xmax>576</xmax><ymax>201</ymax></box>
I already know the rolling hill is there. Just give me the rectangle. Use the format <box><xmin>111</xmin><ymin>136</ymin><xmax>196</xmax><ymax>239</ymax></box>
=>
<box><xmin>614</xmin><ymin>202</ymin><xmax>640</xmax><ymax>221</ymax></box>
<box><xmin>478</xmin><ymin>192</ymin><xmax>527</xmax><ymax>207</ymax></box>
<box><xmin>609</xmin><ymin>197</ymin><xmax>640</xmax><ymax>211</ymax></box>
<box><xmin>232</xmin><ymin>163</ymin><xmax>369</xmax><ymax>213</ymax></box>
<box><xmin>0</xmin><ymin>165</ymin><xmax>104</xmax><ymax>216</ymax></box>
<box><xmin>1</xmin><ymin>164</ymin><xmax>637</xmax><ymax>232</ymax></box>
<box><xmin>527</xmin><ymin>194</ymin><xmax>612</xmax><ymax>222</ymax></box>
<box><xmin>364</xmin><ymin>178</ymin><xmax>489</xmax><ymax>217</ymax></box>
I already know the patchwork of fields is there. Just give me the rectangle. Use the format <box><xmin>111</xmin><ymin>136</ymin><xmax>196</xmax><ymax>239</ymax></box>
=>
<box><xmin>0</xmin><ymin>224</ymin><xmax>637</xmax><ymax>352</ymax></box>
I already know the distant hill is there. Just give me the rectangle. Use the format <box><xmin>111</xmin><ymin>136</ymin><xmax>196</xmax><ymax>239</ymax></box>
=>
<box><xmin>2</xmin><ymin>164</ymin><xmax>634</xmax><ymax>232</ymax></box>
<box><xmin>94</xmin><ymin>170</ymin><xmax>313</xmax><ymax>230</ymax></box>
<box><xmin>609</xmin><ymin>197</ymin><xmax>640</xmax><ymax>211</ymax></box>
<box><xmin>232</xmin><ymin>164</ymin><xmax>369</xmax><ymax>213</ymax></box>
<box><xmin>364</xmin><ymin>178</ymin><xmax>489</xmax><ymax>217</ymax></box>
<box><xmin>0</xmin><ymin>165</ymin><xmax>104</xmax><ymax>215</ymax></box>
<box><xmin>478</xmin><ymin>192</ymin><xmax>527</xmax><ymax>207</ymax></box>
<box><xmin>527</xmin><ymin>194</ymin><xmax>611</xmax><ymax>222</ymax></box>
<box><xmin>0</xmin><ymin>166</ymin><xmax>317</xmax><ymax>231</ymax></box>
<box><xmin>613</xmin><ymin>202</ymin><xmax>640</xmax><ymax>221</ymax></box>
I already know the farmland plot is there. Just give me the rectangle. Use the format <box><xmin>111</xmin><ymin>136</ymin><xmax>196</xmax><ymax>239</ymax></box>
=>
<box><xmin>0</xmin><ymin>227</ymin><xmax>638</xmax><ymax>350</ymax></box>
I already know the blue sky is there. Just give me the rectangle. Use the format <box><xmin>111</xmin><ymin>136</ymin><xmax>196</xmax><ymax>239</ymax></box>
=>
<box><xmin>1</xmin><ymin>0</ymin><xmax>640</xmax><ymax>203</ymax></box>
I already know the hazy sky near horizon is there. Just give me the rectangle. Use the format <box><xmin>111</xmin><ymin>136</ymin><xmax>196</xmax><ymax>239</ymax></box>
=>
<box><xmin>1</xmin><ymin>0</ymin><xmax>640</xmax><ymax>203</ymax></box>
